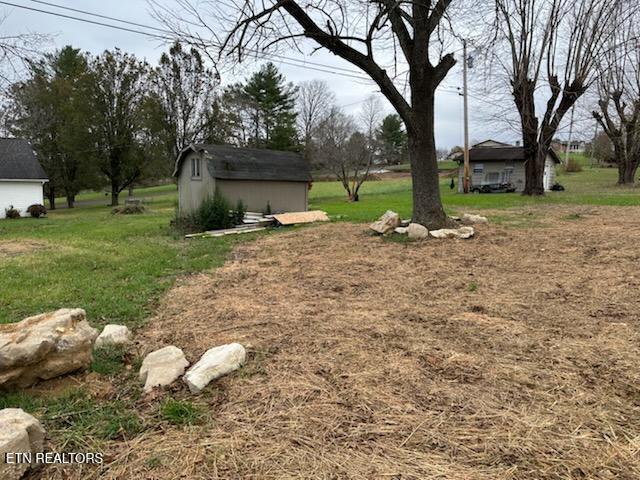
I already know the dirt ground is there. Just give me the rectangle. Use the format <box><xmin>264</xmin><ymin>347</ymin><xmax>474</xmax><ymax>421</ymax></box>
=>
<box><xmin>46</xmin><ymin>206</ymin><xmax>640</xmax><ymax>479</ymax></box>
<box><xmin>0</xmin><ymin>240</ymin><xmax>49</xmax><ymax>257</ymax></box>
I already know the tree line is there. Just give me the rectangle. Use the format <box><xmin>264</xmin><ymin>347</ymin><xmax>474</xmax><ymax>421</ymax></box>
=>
<box><xmin>3</xmin><ymin>41</ymin><xmax>407</xmax><ymax>208</ymax></box>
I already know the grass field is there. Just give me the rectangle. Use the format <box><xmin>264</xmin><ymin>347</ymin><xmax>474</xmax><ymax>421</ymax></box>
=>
<box><xmin>1</xmin><ymin>157</ymin><xmax>637</xmax><ymax>326</ymax></box>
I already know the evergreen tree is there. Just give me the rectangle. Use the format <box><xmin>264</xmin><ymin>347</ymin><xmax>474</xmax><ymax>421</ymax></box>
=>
<box><xmin>377</xmin><ymin>114</ymin><xmax>407</xmax><ymax>165</ymax></box>
<box><xmin>241</xmin><ymin>63</ymin><xmax>298</xmax><ymax>150</ymax></box>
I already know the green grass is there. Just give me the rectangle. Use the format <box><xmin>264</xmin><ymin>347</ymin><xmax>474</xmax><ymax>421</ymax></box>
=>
<box><xmin>91</xmin><ymin>344</ymin><xmax>128</xmax><ymax>376</ymax></box>
<box><xmin>0</xmin><ymin>387</ymin><xmax>143</xmax><ymax>449</ymax></box>
<box><xmin>160</xmin><ymin>398</ymin><xmax>203</xmax><ymax>425</ymax></box>
<box><xmin>0</xmin><ymin>190</ymin><xmax>263</xmax><ymax>325</ymax></box>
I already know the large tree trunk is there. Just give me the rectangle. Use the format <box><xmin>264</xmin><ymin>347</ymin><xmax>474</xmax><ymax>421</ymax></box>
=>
<box><xmin>66</xmin><ymin>194</ymin><xmax>75</xmax><ymax>208</ymax></box>
<box><xmin>523</xmin><ymin>143</ymin><xmax>546</xmax><ymax>195</ymax></box>
<box><xmin>618</xmin><ymin>158</ymin><xmax>638</xmax><ymax>185</ymax></box>
<box><xmin>111</xmin><ymin>185</ymin><xmax>119</xmax><ymax>206</ymax></box>
<box><xmin>407</xmin><ymin>93</ymin><xmax>448</xmax><ymax>229</ymax></box>
<box><xmin>46</xmin><ymin>186</ymin><xmax>56</xmax><ymax>210</ymax></box>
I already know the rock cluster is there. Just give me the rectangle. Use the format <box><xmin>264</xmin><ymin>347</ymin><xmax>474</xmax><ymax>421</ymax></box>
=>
<box><xmin>183</xmin><ymin>343</ymin><xmax>246</xmax><ymax>394</ymax></box>
<box><xmin>139</xmin><ymin>346</ymin><xmax>189</xmax><ymax>393</ymax></box>
<box><xmin>369</xmin><ymin>210</ymin><xmax>400</xmax><ymax>234</ymax></box>
<box><xmin>430</xmin><ymin>226</ymin><xmax>475</xmax><ymax>239</ymax></box>
<box><xmin>95</xmin><ymin>324</ymin><xmax>132</xmax><ymax>348</ymax></box>
<box><xmin>0</xmin><ymin>308</ymin><xmax>98</xmax><ymax>388</ymax></box>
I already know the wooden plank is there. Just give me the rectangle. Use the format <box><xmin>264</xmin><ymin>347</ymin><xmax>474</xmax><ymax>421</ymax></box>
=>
<box><xmin>272</xmin><ymin>210</ymin><xmax>330</xmax><ymax>226</ymax></box>
<box><xmin>185</xmin><ymin>227</ymin><xmax>266</xmax><ymax>239</ymax></box>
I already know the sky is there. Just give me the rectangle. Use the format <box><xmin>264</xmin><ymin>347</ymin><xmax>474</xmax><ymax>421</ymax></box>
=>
<box><xmin>1</xmin><ymin>0</ymin><xmax>587</xmax><ymax>149</ymax></box>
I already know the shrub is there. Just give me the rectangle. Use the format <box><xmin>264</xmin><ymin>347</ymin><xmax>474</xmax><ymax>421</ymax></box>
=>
<box><xmin>173</xmin><ymin>191</ymin><xmax>247</xmax><ymax>233</ymax></box>
<box><xmin>112</xmin><ymin>204</ymin><xmax>145</xmax><ymax>215</ymax></box>
<box><xmin>563</xmin><ymin>157</ymin><xmax>583</xmax><ymax>173</ymax></box>
<box><xmin>26</xmin><ymin>204</ymin><xmax>47</xmax><ymax>218</ymax></box>
<box><xmin>4</xmin><ymin>206</ymin><xmax>20</xmax><ymax>219</ymax></box>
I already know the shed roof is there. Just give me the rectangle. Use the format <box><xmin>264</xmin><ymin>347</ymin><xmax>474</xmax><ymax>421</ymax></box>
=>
<box><xmin>0</xmin><ymin>138</ymin><xmax>48</xmax><ymax>180</ymax></box>
<box><xmin>454</xmin><ymin>146</ymin><xmax>561</xmax><ymax>164</ymax></box>
<box><xmin>174</xmin><ymin>144</ymin><xmax>311</xmax><ymax>182</ymax></box>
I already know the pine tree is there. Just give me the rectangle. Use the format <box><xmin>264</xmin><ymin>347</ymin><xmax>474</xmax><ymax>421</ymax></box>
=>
<box><xmin>377</xmin><ymin>114</ymin><xmax>407</xmax><ymax>166</ymax></box>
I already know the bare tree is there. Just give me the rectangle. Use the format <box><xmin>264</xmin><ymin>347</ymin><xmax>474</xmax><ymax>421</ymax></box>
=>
<box><xmin>0</xmin><ymin>15</ymin><xmax>48</xmax><ymax>89</ymax></box>
<box><xmin>153</xmin><ymin>0</ymin><xmax>460</xmax><ymax>228</ymax></box>
<box><xmin>491</xmin><ymin>0</ymin><xmax>629</xmax><ymax>195</ymax></box>
<box><xmin>316</xmin><ymin>106</ymin><xmax>372</xmax><ymax>201</ymax></box>
<box><xmin>592</xmin><ymin>15</ymin><xmax>640</xmax><ymax>185</ymax></box>
<box><xmin>298</xmin><ymin>79</ymin><xmax>335</xmax><ymax>163</ymax></box>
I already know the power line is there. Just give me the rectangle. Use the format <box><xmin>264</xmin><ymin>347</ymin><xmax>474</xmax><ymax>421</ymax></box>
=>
<box><xmin>22</xmin><ymin>0</ymin><xmax>370</xmax><ymax>79</ymax></box>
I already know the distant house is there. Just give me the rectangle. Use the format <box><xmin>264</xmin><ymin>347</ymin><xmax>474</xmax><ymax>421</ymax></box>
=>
<box><xmin>455</xmin><ymin>140</ymin><xmax>561</xmax><ymax>192</ymax></box>
<box><xmin>174</xmin><ymin>144</ymin><xmax>312</xmax><ymax>214</ymax></box>
<box><xmin>553</xmin><ymin>140</ymin><xmax>586</xmax><ymax>154</ymax></box>
<box><xmin>0</xmin><ymin>138</ymin><xmax>48</xmax><ymax>218</ymax></box>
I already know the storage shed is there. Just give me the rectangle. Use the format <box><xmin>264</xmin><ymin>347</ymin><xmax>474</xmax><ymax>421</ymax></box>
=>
<box><xmin>0</xmin><ymin>138</ymin><xmax>48</xmax><ymax>218</ymax></box>
<box><xmin>174</xmin><ymin>144</ymin><xmax>312</xmax><ymax>214</ymax></box>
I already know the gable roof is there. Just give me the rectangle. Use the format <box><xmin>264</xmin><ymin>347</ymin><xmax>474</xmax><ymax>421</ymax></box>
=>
<box><xmin>454</xmin><ymin>145</ymin><xmax>561</xmax><ymax>164</ymax></box>
<box><xmin>472</xmin><ymin>139</ymin><xmax>513</xmax><ymax>148</ymax></box>
<box><xmin>0</xmin><ymin>138</ymin><xmax>48</xmax><ymax>180</ymax></box>
<box><xmin>174</xmin><ymin>144</ymin><xmax>312</xmax><ymax>182</ymax></box>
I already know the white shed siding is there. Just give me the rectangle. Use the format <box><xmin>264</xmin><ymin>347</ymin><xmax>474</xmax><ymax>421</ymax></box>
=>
<box><xmin>457</xmin><ymin>155</ymin><xmax>556</xmax><ymax>193</ymax></box>
<box><xmin>0</xmin><ymin>181</ymin><xmax>45</xmax><ymax>219</ymax></box>
<box><xmin>177</xmin><ymin>151</ymin><xmax>216</xmax><ymax>214</ymax></box>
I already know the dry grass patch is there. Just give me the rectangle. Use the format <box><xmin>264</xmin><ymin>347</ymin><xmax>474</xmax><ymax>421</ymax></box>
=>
<box><xmin>0</xmin><ymin>239</ymin><xmax>49</xmax><ymax>257</ymax></box>
<box><xmin>39</xmin><ymin>206</ymin><xmax>640</xmax><ymax>479</ymax></box>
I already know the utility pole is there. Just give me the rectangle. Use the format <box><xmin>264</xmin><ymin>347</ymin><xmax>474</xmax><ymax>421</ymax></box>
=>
<box><xmin>589</xmin><ymin>122</ymin><xmax>599</xmax><ymax>167</ymax></box>
<box><xmin>564</xmin><ymin>105</ymin><xmax>575</xmax><ymax>165</ymax></box>
<box><xmin>462</xmin><ymin>40</ymin><xmax>470</xmax><ymax>193</ymax></box>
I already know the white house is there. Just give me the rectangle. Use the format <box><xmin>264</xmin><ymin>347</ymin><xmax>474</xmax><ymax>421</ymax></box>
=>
<box><xmin>0</xmin><ymin>138</ymin><xmax>48</xmax><ymax>218</ymax></box>
<box><xmin>456</xmin><ymin>140</ymin><xmax>561</xmax><ymax>192</ymax></box>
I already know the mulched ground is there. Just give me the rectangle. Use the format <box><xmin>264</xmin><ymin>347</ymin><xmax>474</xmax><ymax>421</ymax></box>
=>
<box><xmin>45</xmin><ymin>206</ymin><xmax>640</xmax><ymax>479</ymax></box>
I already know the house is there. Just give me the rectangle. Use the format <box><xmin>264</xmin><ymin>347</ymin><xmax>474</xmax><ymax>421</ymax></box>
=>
<box><xmin>0</xmin><ymin>138</ymin><xmax>48</xmax><ymax>218</ymax></box>
<box><xmin>553</xmin><ymin>139</ymin><xmax>586</xmax><ymax>154</ymax></box>
<box><xmin>174</xmin><ymin>144</ymin><xmax>312</xmax><ymax>214</ymax></box>
<box><xmin>456</xmin><ymin>140</ymin><xmax>561</xmax><ymax>192</ymax></box>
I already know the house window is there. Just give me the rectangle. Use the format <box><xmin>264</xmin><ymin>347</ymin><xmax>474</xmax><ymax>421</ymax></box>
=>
<box><xmin>485</xmin><ymin>172</ymin><xmax>500</xmax><ymax>183</ymax></box>
<box><xmin>473</xmin><ymin>163</ymin><xmax>484</xmax><ymax>174</ymax></box>
<box><xmin>191</xmin><ymin>157</ymin><xmax>201</xmax><ymax>178</ymax></box>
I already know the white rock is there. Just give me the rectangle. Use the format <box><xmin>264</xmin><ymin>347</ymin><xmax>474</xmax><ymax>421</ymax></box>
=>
<box><xmin>139</xmin><ymin>346</ymin><xmax>189</xmax><ymax>393</ymax></box>
<box><xmin>183</xmin><ymin>343</ymin><xmax>246</xmax><ymax>394</ymax></box>
<box><xmin>95</xmin><ymin>324</ymin><xmax>132</xmax><ymax>348</ymax></box>
<box><xmin>429</xmin><ymin>226</ymin><xmax>475</xmax><ymax>239</ymax></box>
<box><xmin>0</xmin><ymin>408</ymin><xmax>45</xmax><ymax>480</ymax></box>
<box><xmin>407</xmin><ymin>223</ymin><xmax>429</xmax><ymax>240</ymax></box>
<box><xmin>461</xmin><ymin>213</ymin><xmax>488</xmax><ymax>225</ymax></box>
<box><xmin>0</xmin><ymin>308</ymin><xmax>98</xmax><ymax>388</ymax></box>
<box><xmin>369</xmin><ymin>210</ymin><xmax>400</xmax><ymax>235</ymax></box>
<box><xmin>394</xmin><ymin>227</ymin><xmax>408</xmax><ymax>234</ymax></box>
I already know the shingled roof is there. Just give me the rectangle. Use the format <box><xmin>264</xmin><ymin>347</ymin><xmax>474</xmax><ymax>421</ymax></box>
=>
<box><xmin>174</xmin><ymin>144</ymin><xmax>312</xmax><ymax>182</ymax></box>
<box><xmin>0</xmin><ymin>138</ymin><xmax>48</xmax><ymax>180</ymax></box>
<box><xmin>454</xmin><ymin>145</ymin><xmax>561</xmax><ymax>164</ymax></box>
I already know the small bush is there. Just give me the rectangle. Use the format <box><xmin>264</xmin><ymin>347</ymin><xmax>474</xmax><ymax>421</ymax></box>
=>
<box><xmin>563</xmin><ymin>157</ymin><xmax>583</xmax><ymax>173</ymax></box>
<box><xmin>173</xmin><ymin>190</ymin><xmax>246</xmax><ymax>233</ymax></box>
<box><xmin>4</xmin><ymin>206</ymin><xmax>20</xmax><ymax>219</ymax></box>
<box><xmin>26</xmin><ymin>204</ymin><xmax>47</xmax><ymax>218</ymax></box>
<box><xmin>112</xmin><ymin>204</ymin><xmax>145</xmax><ymax>215</ymax></box>
<box><xmin>160</xmin><ymin>398</ymin><xmax>202</xmax><ymax>425</ymax></box>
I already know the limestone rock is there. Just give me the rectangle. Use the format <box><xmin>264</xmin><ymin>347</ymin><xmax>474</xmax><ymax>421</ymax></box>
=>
<box><xmin>139</xmin><ymin>346</ymin><xmax>189</xmax><ymax>393</ymax></box>
<box><xmin>394</xmin><ymin>227</ymin><xmax>408</xmax><ymax>234</ymax></box>
<box><xmin>0</xmin><ymin>308</ymin><xmax>98</xmax><ymax>388</ymax></box>
<box><xmin>95</xmin><ymin>325</ymin><xmax>132</xmax><ymax>348</ymax></box>
<box><xmin>369</xmin><ymin>210</ymin><xmax>400</xmax><ymax>235</ymax></box>
<box><xmin>183</xmin><ymin>343</ymin><xmax>246</xmax><ymax>394</ymax></box>
<box><xmin>0</xmin><ymin>408</ymin><xmax>45</xmax><ymax>480</ymax></box>
<box><xmin>407</xmin><ymin>223</ymin><xmax>429</xmax><ymax>240</ymax></box>
<box><xmin>429</xmin><ymin>226</ymin><xmax>475</xmax><ymax>239</ymax></box>
<box><xmin>461</xmin><ymin>213</ymin><xmax>488</xmax><ymax>225</ymax></box>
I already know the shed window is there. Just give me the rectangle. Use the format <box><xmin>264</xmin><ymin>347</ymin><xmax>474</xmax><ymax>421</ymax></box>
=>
<box><xmin>473</xmin><ymin>163</ymin><xmax>484</xmax><ymax>174</ymax></box>
<box><xmin>191</xmin><ymin>157</ymin><xmax>201</xmax><ymax>178</ymax></box>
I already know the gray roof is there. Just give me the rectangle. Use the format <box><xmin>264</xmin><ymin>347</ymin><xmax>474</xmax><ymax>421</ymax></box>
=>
<box><xmin>454</xmin><ymin>146</ymin><xmax>561</xmax><ymax>164</ymax></box>
<box><xmin>174</xmin><ymin>144</ymin><xmax>311</xmax><ymax>182</ymax></box>
<box><xmin>0</xmin><ymin>138</ymin><xmax>48</xmax><ymax>180</ymax></box>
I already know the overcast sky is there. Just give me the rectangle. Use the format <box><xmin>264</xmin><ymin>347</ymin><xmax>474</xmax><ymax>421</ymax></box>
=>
<box><xmin>1</xmin><ymin>0</ymin><xmax>588</xmax><ymax>149</ymax></box>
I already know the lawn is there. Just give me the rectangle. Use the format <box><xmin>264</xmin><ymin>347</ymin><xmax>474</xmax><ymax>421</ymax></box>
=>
<box><xmin>1</xmin><ymin>160</ymin><xmax>637</xmax><ymax>326</ymax></box>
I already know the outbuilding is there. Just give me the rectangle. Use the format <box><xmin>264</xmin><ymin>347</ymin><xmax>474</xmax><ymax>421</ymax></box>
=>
<box><xmin>456</xmin><ymin>140</ymin><xmax>561</xmax><ymax>192</ymax></box>
<box><xmin>174</xmin><ymin>144</ymin><xmax>312</xmax><ymax>215</ymax></box>
<box><xmin>0</xmin><ymin>138</ymin><xmax>48</xmax><ymax>218</ymax></box>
